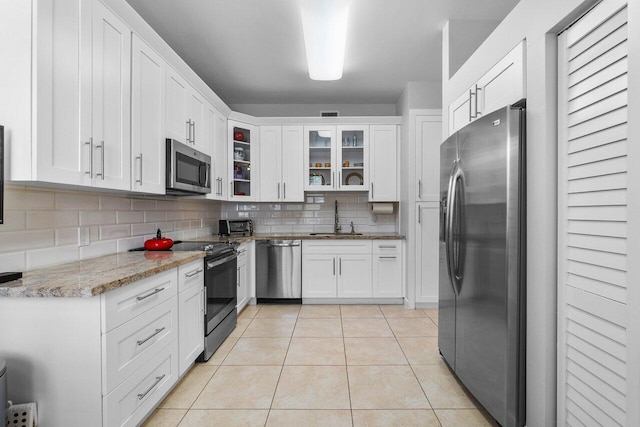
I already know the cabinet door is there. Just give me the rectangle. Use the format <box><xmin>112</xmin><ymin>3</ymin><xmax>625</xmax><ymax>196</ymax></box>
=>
<box><xmin>476</xmin><ymin>41</ymin><xmax>525</xmax><ymax>118</ymax></box>
<box><xmin>281</xmin><ymin>126</ymin><xmax>304</xmax><ymax>202</ymax></box>
<box><xmin>259</xmin><ymin>126</ymin><xmax>282</xmax><ymax>202</ymax></box>
<box><xmin>165</xmin><ymin>67</ymin><xmax>189</xmax><ymax>144</ymax></box>
<box><xmin>304</xmin><ymin>126</ymin><xmax>336</xmax><ymax>191</ymax></box>
<box><xmin>415</xmin><ymin>116</ymin><xmax>442</xmax><ymax>201</ymax></box>
<box><xmin>373</xmin><ymin>255</ymin><xmax>402</xmax><ymax>298</ymax></box>
<box><xmin>337</xmin><ymin>255</ymin><xmax>372</xmax><ymax>298</ymax></box>
<box><xmin>302</xmin><ymin>255</ymin><xmax>337</xmax><ymax>298</ymax></box>
<box><xmin>214</xmin><ymin>111</ymin><xmax>228</xmax><ymax>199</ymax></box>
<box><xmin>368</xmin><ymin>125</ymin><xmax>397</xmax><ymax>201</ymax></box>
<box><xmin>229</xmin><ymin>121</ymin><xmax>257</xmax><ymax>200</ymax></box>
<box><xmin>189</xmin><ymin>89</ymin><xmax>206</xmax><ymax>153</ymax></box>
<box><xmin>131</xmin><ymin>35</ymin><xmax>165</xmax><ymax>194</ymax></box>
<box><xmin>337</xmin><ymin>125</ymin><xmax>368</xmax><ymax>191</ymax></box>
<box><xmin>449</xmin><ymin>89</ymin><xmax>472</xmax><ymax>136</ymax></box>
<box><xmin>34</xmin><ymin>0</ymin><xmax>92</xmax><ymax>186</ymax></box>
<box><xmin>237</xmin><ymin>250</ymin><xmax>249</xmax><ymax>311</ymax></box>
<box><xmin>91</xmin><ymin>0</ymin><xmax>131</xmax><ymax>190</ymax></box>
<box><xmin>415</xmin><ymin>204</ymin><xmax>440</xmax><ymax>304</ymax></box>
<box><xmin>178</xmin><ymin>285</ymin><xmax>203</xmax><ymax>376</ymax></box>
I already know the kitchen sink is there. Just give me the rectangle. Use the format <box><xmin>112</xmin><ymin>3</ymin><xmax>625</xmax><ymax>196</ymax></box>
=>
<box><xmin>309</xmin><ymin>232</ymin><xmax>364</xmax><ymax>236</ymax></box>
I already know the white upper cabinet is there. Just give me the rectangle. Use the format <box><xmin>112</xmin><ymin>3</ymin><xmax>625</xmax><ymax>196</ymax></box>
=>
<box><xmin>304</xmin><ymin>125</ymin><xmax>373</xmax><ymax>192</ymax></box>
<box><xmin>131</xmin><ymin>34</ymin><xmax>165</xmax><ymax>194</ymax></box>
<box><xmin>281</xmin><ymin>126</ymin><xmax>305</xmax><ymax>202</ymax></box>
<box><xmin>229</xmin><ymin>120</ymin><xmax>257</xmax><ymax>201</ymax></box>
<box><xmin>415</xmin><ymin>115</ymin><xmax>442</xmax><ymax>202</ymax></box>
<box><xmin>1</xmin><ymin>0</ymin><xmax>131</xmax><ymax>190</ymax></box>
<box><xmin>205</xmin><ymin>103</ymin><xmax>228</xmax><ymax>200</ymax></box>
<box><xmin>259</xmin><ymin>125</ymin><xmax>304</xmax><ymax>202</ymax></box>
<box><xmin>90</xmin><ymin>0</ymin><xmax>131</xmax><ymax>191</ymax></box>
<box><xmin>165</xmin><ymin>67</ymin><xmax>189</xmax><ymax>145</ymax></box>
<box><xmin>368</xmin><ymin>124</ymin><xmax>397</xmax><ymax>201</ymax></box>
<box><xmin>448</xmin><ymin>41</ymin><xmax>525</xmax><ymax>135</ymax></box>
<box><xmin>165</xmin><ymin>66</ymin><xmax>208</xmax><ymax>153</ymax></box>
<box><xmin>188</xmin><ymin>90</ymin><xmax>207</xmax><ymax>154</ymax></box>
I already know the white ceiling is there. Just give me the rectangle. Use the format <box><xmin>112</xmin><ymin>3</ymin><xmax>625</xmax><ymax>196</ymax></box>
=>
<box><xmin>125</xmin><ymin>0</ymin><xmax>520</xmax><ymax>106</ymax></box>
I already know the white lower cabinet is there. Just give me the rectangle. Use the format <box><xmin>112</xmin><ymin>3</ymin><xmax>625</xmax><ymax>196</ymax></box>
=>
<box><xmin>178</xmin><ymin>260</ymin><xmax>205</xmax><ymax>376</ymax></box>
<box><xmin>302</xmin><ymin>240</ymin><xmax>402</xmax><ymax>300</ymax></box>
<box><xmin>0</xmin><ymin>261</ymin><xmax>207</xmax><ymax>426</ymax></box>
<box><xmin>415</xmin><ymin>203</ymin><xmax>440</xmax><ymax>304</ymax></box>
<box><xmin>236</xmin><ymin>242</ymin><xmax>252</xmax><ymax>312</ymax></box>
<box><xmin>372</xmin><ymin>240</ymin><xmax>403</xmax><ymax>298</ymax></box>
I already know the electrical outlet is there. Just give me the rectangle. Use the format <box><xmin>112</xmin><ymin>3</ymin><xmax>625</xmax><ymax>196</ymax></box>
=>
<box><xmin>78</xmin><ymin>227</ymin><xmax>90</xmax><ymax>247</ymax></box>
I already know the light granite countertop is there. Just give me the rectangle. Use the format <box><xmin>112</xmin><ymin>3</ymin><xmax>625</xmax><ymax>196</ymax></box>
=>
<box><xmin>0</xmin><ymin>251</ymin><xmax>205</xmax><ymax>298</ymax></box>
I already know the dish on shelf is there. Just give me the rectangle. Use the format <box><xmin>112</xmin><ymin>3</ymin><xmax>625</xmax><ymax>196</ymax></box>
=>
<box><xmin>309</xmin><ymin>173</ymin><xmax>326</xmax><ymax>186</ymax></box>
<box><xmin>234</xmin><ymin>131</ymin><xmax>245</xmax><ymax>141</ymax></box>
<box><xmin>345</xmin><ymin>172</ymin><xmax>363</xmax><ymax>186</ymax></box>
<box><xmin>354</xmin><ymin>162</ymin><xmax>364</xmax><ymax>167</ymax></box>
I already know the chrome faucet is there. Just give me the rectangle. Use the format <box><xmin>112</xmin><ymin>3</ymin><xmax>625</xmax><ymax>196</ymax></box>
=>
<box><xmin>350</xmin><ymin>221</ymin><xmax>355</xmax><ymax>235</ymax></box>
<box><xmin>334</xmin><ymin>200</ymin><xmax>341</xmax><ymax>234</ymax></box>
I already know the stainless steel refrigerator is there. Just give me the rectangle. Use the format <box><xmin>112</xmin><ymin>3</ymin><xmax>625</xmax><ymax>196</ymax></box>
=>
<box><xmin>438</xmin><ymin>104</ymin><xmax>526</xmax><ymax>427</ymax></box>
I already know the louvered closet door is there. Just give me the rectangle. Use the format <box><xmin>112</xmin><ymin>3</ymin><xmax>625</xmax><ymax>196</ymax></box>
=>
<box><xmin>557</xmin><ymin>1</ymin><xmax>629</xmax><ymax>425</ymax></box>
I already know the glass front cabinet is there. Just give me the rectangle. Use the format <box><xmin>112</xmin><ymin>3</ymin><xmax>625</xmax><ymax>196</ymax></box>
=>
<box><xmin>303</xmin><ymin>125</ymin><xmax>368</xmax><ymax>192</ymax></box>
<box><xmin>228</xmin><ymin>120</ymin><xmax>256</xmax><ymax>200</ymax></box>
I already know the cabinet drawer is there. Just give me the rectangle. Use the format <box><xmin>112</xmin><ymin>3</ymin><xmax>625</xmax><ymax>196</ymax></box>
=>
<box><xmin>178</xmin><ymin>259</ymin><xmax>204</xmax><ymax>292</ymax></box>
<box><xmin>103</xmin><ymin>341</ymin><xmax>178</xmax><ymax>427</ymax></box>
<box><xmin>303</xmin><ymin>240</ymin><xmax>372</xmax><ymax>255</ymax></box>
<box><xmin>372</xmin><ymin>240</ymin><xmax>403</xmax><ymax>255</ymax></box>
<box><xmin>103</xmin><ymin>296</ymin><xmax>178</xmax><ymax>395</ymax></box>
<box><xmin>102</xmin><ymin>269</ymin><xmax>178</xmax><ymax>333</ymax></box>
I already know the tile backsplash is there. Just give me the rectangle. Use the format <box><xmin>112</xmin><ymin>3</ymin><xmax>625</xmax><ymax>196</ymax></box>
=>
<box><xmin>222</xmin><ymin>193</ymin><xmax>398</xmax><ymax>234</ymax></box>
<box><xmin>0</xmin><ymin>187</ymin><xmax>398</xmax><ymax>272</ymax></box>
<box><xmin>0</xmin><ymin>185</ymin><xmax>221</xmax><ymax>271</ymax></box>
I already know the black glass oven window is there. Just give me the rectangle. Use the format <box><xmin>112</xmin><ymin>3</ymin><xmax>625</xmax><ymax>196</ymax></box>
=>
<box><xmin>176</xmin><ymin>152</ymin><xmax>204</xmax><ymax>187</ymax></box>
<box><xmin>205</xmin><ymin>256</ymin><xmax>237</xmax><ymax>328</ymax></box>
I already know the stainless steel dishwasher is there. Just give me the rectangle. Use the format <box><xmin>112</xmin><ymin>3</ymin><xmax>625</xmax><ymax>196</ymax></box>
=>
<box><xmin>256</xmin><ymin>240</ymin><xmax>302</xmax><ymax>303</ymax></box>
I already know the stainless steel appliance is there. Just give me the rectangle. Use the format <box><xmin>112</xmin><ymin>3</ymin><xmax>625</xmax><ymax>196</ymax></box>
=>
<box><xmin>439</xmin><ymin>104</ymin><xmax>526</xmax><ymax>427</ymax></box>
<box><xmin>166</xmin><ymin>139</ymin><xmax>211</xmax><ymax>195</ymax></box>
<box><xmin>219</xmin><ymin>219</ymin><xmax>253</xmax><ymax>237</ymax></box>
<box><xmin>0</xmin><ymin>358</ymin><xmax>6</xmax><ymax>426</ymax></box>
<box><xmin>170</xmin><ymin>241</ymin><xmax>238</xmax><ymax>361</ymax></box>
<box><xmin>256</xmin><ymin>240</ymin><xmax>302</xmax><ymax>303</ymax></box>
<box><xmin>1</xmin><ymin>125</ymin><xmax>4</xmax><ymax>224</ymax></box>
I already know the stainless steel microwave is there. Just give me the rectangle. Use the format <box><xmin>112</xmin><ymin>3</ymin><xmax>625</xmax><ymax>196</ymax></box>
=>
<box><xmin>166</xmin><ymin>139</ymin><xmax>211</xmax><ymax>195</ymax></box>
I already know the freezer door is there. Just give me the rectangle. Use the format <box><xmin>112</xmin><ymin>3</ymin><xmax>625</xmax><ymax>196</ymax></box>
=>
<box><xmin>438</xmin><ymin>133</ymin><xmax>458</xmax><ymax>369</ymax></box>
<box><xmin>454</xmin><ymin>106</ymin><xmax>524</xmax><ymax>427</ymax></box>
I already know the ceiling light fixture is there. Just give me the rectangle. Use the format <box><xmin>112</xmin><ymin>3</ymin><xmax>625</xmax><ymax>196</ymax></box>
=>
<box><xmin>300</xmin><ymin>0</ymin><xmax>350</xmax><ymax>81</ymax></box>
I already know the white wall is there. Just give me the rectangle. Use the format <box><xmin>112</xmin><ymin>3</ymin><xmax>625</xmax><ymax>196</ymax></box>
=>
<box><xmin>396</xmin><ymin>82</ymin><xmax>442</xmax><ymax>115</ymax></box>
<box><xmin>442</xmin><ymin>0</ymin><xmax>600</xmax><ymax>426</ymax></box>
<box><xmin>447</xmin><ymin>19</ymin><xmax>501</xmax><ymax>78</ymax></box>
<box><xmin>230</xmin><ymin>104</ymin><xmax>397</xmax><ymax>117</ymax></box>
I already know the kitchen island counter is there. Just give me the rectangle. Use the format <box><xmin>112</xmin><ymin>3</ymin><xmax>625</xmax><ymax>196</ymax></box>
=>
<box><xmin>0</xmin><ymin>251</ymin><xmax>205</xmax><ymax>298</ymax></box>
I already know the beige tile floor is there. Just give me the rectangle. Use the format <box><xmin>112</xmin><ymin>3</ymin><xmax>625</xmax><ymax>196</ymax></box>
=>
<box><xmin>143</xmin><ymin>305</ymin><xmax>497</xmax><ymax>427</ymax></box>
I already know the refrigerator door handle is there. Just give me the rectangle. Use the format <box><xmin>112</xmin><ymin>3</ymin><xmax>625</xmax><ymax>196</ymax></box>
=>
<box><xmin>447</xmin><ymin>161</ymin><xmax>464</xmax><ymax>295</ymax></box>
<box><xmin>445</xmin><ymin>162</ymin><xmax>458</xmax><ymax>295</ymax></box>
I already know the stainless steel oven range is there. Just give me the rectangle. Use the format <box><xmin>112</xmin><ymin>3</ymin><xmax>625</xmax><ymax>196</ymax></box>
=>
<box><xmin>171</xmin><ymin>241</ymin><xmax>239</xmax><ymax>361</ymax></box>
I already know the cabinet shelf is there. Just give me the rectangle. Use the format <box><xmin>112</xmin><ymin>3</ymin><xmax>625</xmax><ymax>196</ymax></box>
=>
<box><xmin>233</xmin><ymin>159</ymin><xmax>251</xmax><ymax>165</ymax></box>
<box><xmin>234</xmin><ymin>140</ymin><xmax>250</xmax><ymax>145</ymax></box>
<box><xmin>309</xmin><ymin>167</ymin><xmax>331</xmax><ymax>170</ymax></box>
<box><xmin>342</xmin><ymin>167</ymin><xmax>364</xmax><ymax>171</ymax></box>
<box><xmin>233</xmin><ymin>178</ymin><xmax>251</xmax><ymax>183</ymax></box>
<box><xmin>309</xmin><ymin>146</ymin><xmax>331</xmax><ymax>150</ymax></box>
<box><xmin>341</xmin><ymin>146</ymin><xmax>364</xmax><ymax>149</ymax></box>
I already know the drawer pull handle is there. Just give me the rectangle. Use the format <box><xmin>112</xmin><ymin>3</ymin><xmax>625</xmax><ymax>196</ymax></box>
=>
<box><xmin>137</xmin><ymin>288</ymin><xmax>165</xmax><ymax>301</ymax></box>
<box><xmin>185</xmin><ymin>269</ymin><xmax>203</xmax><ymax>278</ymax></box>
<box><xmin>378</xmin><ymin>245</ymin><xmax>397</xmax><ymax>249</ymax></box>
<box><xmin>379</xmin><ymin>256</ymin><xmax>397</xmax><ymax>259</ymax></box>
<box><xmin>137</xmin><ymin>374</ymin><xmax>166</xmax><ymax>400</ymax></box>
<box><xmin>137</xmin><ymin>327</ymin><xmax>166</xmax><ymax>346</ymax></box>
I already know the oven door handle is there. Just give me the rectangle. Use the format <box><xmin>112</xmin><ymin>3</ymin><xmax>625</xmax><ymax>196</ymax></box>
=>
<box><xmin>206</xmin><ymin>252</ymin><xmax>239</xmax><ymax>269</ymax></box>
